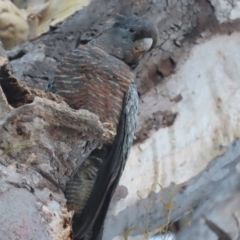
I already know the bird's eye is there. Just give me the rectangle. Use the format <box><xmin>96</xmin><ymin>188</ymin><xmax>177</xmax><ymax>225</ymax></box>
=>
<box><xmin>129</xmin><ymin>28</ymin><xmax>135</xmax><ymax>33</ymax></box>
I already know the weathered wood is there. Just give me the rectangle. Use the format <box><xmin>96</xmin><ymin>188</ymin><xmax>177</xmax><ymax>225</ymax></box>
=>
<box><xmin>105</xmin><ymin>32</ymin><xmax>240</xmax><ymax>240</ymax></box>
<box><xmin>0</xmin><ymin>42</ymin><xmax>112</xmax><ymax>240</ymax></box>
<box><xmin>176</xmin><ymin>160</ymin><xmax>240</xmax><ymax>240</ymax></box>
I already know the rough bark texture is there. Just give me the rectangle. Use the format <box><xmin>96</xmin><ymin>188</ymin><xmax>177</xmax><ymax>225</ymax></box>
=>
<box><xmin>1</xmin><ymin>0</ymin><xmax>240</xmax><ymax>239</ymax></box>
<box><xmin>0</xmin><ymin>42</ymin><xmax>113</xmax><ymax>240</ymax></box>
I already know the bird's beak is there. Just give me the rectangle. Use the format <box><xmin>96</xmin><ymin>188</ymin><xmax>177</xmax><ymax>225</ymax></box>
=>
<box><xmin>134</xmin><ymin>38</ymin><xmax>153</xmax><ymax>53</ymax></box>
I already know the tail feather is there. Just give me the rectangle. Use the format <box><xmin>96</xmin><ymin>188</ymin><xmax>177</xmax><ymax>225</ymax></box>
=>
<box><xmin>65</xmin><ymin>154</ymin><xmax>103</xmax><ymax>214</ymax></box>
<box><xmin>73</xmin><ymin>83</ymin><xmax>138</xmax><ymax>240</ymax></box>
<box><xmin>66</xmin><ymin>83</ymin><xmax>138</xmax><ymax>240</ymax></box>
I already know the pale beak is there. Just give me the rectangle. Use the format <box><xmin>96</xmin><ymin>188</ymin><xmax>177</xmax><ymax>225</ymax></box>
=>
<box><xmin>134</xmin><ymin>38</ymin><xmax>153</xmax><ymax>53</ymax></box>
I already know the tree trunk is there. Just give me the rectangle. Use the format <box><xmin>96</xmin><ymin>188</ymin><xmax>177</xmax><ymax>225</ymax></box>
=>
<box><xmin>1</xmin><ymin>0</ymin><xmax>240</xmax><ymax>239</ymax></box>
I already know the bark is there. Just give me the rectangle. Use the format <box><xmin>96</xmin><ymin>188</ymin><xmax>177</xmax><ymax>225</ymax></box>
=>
<box><xmin>1</xmin><ymin>0</ymin><xmax>240</xmax><ymax>239</ymax></box>
<box><xmin>0</xmin><ymin>41</ymin><xmax>113</xmax><ymax>240</ymax></box>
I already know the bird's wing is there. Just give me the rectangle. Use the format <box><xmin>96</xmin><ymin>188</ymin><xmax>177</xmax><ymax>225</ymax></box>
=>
<box><xmin>73</xmin><ymin>83</ymin><xmax>138</xmax><ymax>240</ymax></box>
<box><xmin>46</xmin><ymin>44</ymin><xmax>132</xmax><ymax>127</ymax></box>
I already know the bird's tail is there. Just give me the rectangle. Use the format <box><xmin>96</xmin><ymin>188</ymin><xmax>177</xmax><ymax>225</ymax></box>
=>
<box><xmin>65</xmin><ymin>145</ymin><xmax>111</xmax><ymax>239</ymax></box>
<box><xmin>67</xmin><ymin>83</ymin><xmax>138</xmax><ymax>240</ymax></box>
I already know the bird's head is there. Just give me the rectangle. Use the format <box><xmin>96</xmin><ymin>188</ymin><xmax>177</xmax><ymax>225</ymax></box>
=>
<box><xmin>88</xmin><ymin>14</ymin><xmax>158</xmax><ymax>68</ymax></box>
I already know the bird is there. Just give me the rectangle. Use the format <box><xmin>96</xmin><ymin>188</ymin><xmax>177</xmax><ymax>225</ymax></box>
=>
<box><xmin>47</xmin><ymin>14</ymin><xmax>158</xmax><ymax>240</ymax></box>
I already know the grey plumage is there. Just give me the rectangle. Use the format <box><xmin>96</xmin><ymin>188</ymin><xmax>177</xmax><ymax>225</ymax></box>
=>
<box><xmin>71</xmin><ymin>83</ymin><xmax>138</xmax><ymax>240</ymax></box>
<box><xmin>47</xmin><ymin>14</ymin><xmax>158</xmax><ymax>240</ymax></box>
